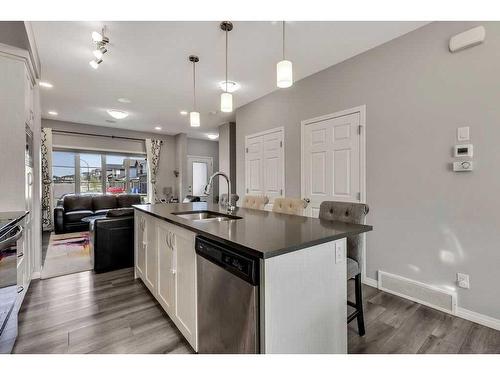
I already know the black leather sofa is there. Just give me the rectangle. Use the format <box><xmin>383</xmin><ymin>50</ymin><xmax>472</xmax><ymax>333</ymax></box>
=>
<box><xmin>89</xmin><ymin>210</ymin><xmax>135</xmax><ymax>273</ymax></box>
<box><xmin>54</xmin><ymin>194</ymin><xmax>142</xmax><ymax>234</ymax></box>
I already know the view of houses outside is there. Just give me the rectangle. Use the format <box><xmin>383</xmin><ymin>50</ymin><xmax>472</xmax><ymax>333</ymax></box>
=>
<box><xmin>52</xmin><ymin>151</ymin><xmax>148</xmax><ymax>202</ymax></box>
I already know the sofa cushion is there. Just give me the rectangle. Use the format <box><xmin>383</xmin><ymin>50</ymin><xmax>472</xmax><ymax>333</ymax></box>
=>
<box><xmin>116</xmin><ymin>194</ymin><xmax>141</xmax><ymax>208</ymax></box>
<box><xmin>64</xmin><ymin>210</ymin><xmax>94</xmax><ymax>223</ymax></box>
<box><xmin>107</xmin><ymin>208</ymin><xmax>134</xmax><ymax>217</ymax></box>
<box><xmin>63</xmin><ymin>195</ymin><xmax>93</xmax><ymax>212</ymax></box>
<box><xmin>92</xmin><ymin>195</ymin><xmax>117</xmax><ymax>211</ymax></box>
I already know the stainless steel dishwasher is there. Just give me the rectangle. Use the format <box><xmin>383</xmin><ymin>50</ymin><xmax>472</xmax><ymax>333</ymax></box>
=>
<box><xmin>195</xmin><ymin>236</ymin><xmax>259</xmax><ymax>354</ymax></box>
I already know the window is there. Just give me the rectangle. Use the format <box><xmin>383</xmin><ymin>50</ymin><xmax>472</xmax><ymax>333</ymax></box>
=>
<box><xmin>80</xmin><ymin>153</ymin><xmax>102</xmax><ymax>194</ymax></box>
<box><xmin>52</xmin><ymin>151</ymin><xmax>76</xmax><ymax>201</ymax></box>
<box><xmin>51</xmin><ymin>150</ymin><xmax>148</xmax><ymax>200</ymax></box>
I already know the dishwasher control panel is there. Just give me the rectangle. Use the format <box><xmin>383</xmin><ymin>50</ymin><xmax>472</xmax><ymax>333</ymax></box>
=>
<box><xmin>195</xmin><ymin>237</ymin><xmax>259</xmax><ymax>285</ymax></box>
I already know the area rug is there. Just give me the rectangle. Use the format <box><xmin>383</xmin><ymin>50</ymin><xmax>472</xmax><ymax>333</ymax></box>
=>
<box><xmin>41</xmin><ymin>232</ymin><xmax>92</xmax><ymax>279</ymax></box>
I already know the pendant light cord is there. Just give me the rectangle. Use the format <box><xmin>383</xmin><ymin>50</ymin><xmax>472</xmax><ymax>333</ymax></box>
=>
<box><xmin>193</xmin><ymin>60</ymin><xmax>196</xmax><ymax>110</ymax></box>
<box><xmin>225</xmin><ymin>28</ymin><xmax>228</xmax><ymax>93</ymax></box>
<box><xmin>282</xmin><ymin>21</ymin><xmax>285</xmax><ymax>60</ymax></box>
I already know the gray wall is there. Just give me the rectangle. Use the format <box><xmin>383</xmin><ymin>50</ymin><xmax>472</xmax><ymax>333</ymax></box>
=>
<box><xmin>218</xmin><ymin>122</ymin><xmax>236</xmax><ymax>197</ymax></box>
<box><xmin>187</xmin><ymin>137</ymin><xmax>219</xmax><ymax>201</ymax></box>
<box><xmin>43</xmin><ymin>119</ymin><xmax>177</xmax><ymax>201</ymax></box>
<box><xmin>0</xmin><ymin>22</ymin><xmax>30</xmax><ymax>50</ymax></box>
<box><xmin>235</xmin><ymin>21</ymin><xmax>500</xmax><ymax>319</ymax></box>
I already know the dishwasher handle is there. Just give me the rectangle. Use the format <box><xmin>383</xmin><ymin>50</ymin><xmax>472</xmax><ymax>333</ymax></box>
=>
<box><xmin>195</xmin><ymin>237</ymin><xmax>259</xmax><ymax>286</ymax></box>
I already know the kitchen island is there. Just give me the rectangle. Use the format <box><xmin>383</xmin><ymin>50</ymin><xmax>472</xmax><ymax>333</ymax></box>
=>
<box><xmin>133</xmin><ymin>202</ymin><xmax>372</xmax><ymax>354</ymax></box>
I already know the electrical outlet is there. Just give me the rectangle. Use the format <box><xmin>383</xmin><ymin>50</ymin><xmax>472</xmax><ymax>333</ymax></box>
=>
<box><xmin>457</xmin><ymin>273</ymin><xmax>470</xmax><ymax>289</ymax></box>
<box><xmin>335</xmin><ymin>242</ymin><xmax>344</xmax><ymax>264</ymax></box>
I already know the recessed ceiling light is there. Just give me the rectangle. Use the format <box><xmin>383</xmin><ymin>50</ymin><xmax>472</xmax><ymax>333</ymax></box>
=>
<box><xmin>106</xmin><ymin>109</ymin><xmax>129</xmax><ymax>120</ymax></box>
<box><xmin>40</xmin><ymin>81</ymin><xmax>53</xmax><ymax>88</ymax></box>
<box><xmin>218</xmin><ymin>80</ymin><xmax>240</xmax><ymax>93</ymax></box>
<box><xmin>180</xmin><ymin>110</ymin><xmax>188</xmax><ymax>116</ymax></box>
<box><xmin>154</xmin><ymin>126</ymin><xmax>162</xmax><ymax>131</ymax></box>
<box><xmin>48</xmin><ymin>111</ymin><xmax>58</xmax><ymax>116</ymax></box>
<box><xmin>207</xmin><ymin>134</ymin><xmax>219</xmax><ymax>140</ymax></box>
<box><xmin>118</xmin><ymin>98</ymin><xmax>132</xmax><ymax>103</ymax></box>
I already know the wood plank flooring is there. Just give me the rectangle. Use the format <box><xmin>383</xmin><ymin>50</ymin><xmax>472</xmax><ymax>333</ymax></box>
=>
<box><xmin>13</xmin><ymin>268</ymin><xmax>193</xmax><ymax>354</ymax></box>
<box><xmin>347</xmin><ymin>281</ymin><xmax>500</xmax><ymax>354</ymax></box>
<box><xmin>12</xmin><ymin>268</ymin><xmax>500</xmax><ymax>354</ymax></box>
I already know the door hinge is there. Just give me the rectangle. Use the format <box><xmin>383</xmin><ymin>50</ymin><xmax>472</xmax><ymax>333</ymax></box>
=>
<box><xmin>246</xmin><ymin>188</ymin><xmax>249</xmax><ymax>193</ymax></box>
<box><xmin>280</xmin><ymin>141</ymin><xmax>283</xmax><ymax>148</ymax></box>
<box><xmin>246</xmin><ymin>147</ymin><xmax>248</xmax><ymax>153</ymax></box>
<box><xmin>280</xmin><ymin>189</ymin><xmax>283</xmax><ymax>195</ymax></box>
<box><xmin>358</xmin><ymin>125</ymin><xmax>362</xmax><ymax>135</ymax></box>
<box><xmin>356</xmin><ymin>192</ymin><xmax>361</xmax><ymax>200</ymax></box>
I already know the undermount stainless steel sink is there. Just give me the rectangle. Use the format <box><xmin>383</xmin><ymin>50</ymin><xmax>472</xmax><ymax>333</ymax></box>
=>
<box><xmin>172</xmin><ymin>210</ymin><xmax>242</xmax><ymax>222</ymax></box>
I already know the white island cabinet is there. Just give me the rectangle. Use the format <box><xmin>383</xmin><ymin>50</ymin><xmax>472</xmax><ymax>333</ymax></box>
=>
<box><xmin>134</xmin><ymin>210</ymin><xmax>198</xmax><ymax>350</ymax></box>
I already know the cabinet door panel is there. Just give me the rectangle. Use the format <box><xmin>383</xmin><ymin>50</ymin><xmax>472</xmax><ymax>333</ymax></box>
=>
<box><xmin>135</xmin><ymin>213</ymin><xmax>146</xmax><ymax>278</ymax></box>
<box><xmin>157</xmin><ymin>224</ymin><xmax>174</xmax><ymax>314</ymax></box>
<box><xmin>173</xmin><ymin>227</ymin><xmax>197</xmax><ymax>348</ymax></box>
<box><xmin>144</xmin><ymin>217</ymin><xmax>157</xmax><ymax>294</ymax></box>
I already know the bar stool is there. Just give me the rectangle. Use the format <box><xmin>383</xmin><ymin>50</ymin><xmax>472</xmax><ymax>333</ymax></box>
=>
<box><xmin>241</xmin><ymin>195</ymin><xmax>269</xmax><ymax>210</ymax></box>
<box><xmin>272</xmin><ymin>197</ymin><xmax>308</xmax><ymax>215</ymax></box>
<box><xmin>319</xmin><ymin>200</ymin><xmax>369</xmax><ymax>336</ymax></box>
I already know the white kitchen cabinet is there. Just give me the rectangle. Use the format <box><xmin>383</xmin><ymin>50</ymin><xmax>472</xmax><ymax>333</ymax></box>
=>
<box><xmin>157</xmin><ymin>221</ymin><xmax>175</xmax><ymax>315</ymax></box>
<box><xmin>170</xmin><ymin>224</ymin><xmax>197</xmax><ymax>348</ymax></box>
<box><xmin>134</xmin><ymin>211</ymin><xmax>147</xmax><ymax>279</ymax></box>
<box><xmin>144</xmin><ymin>215</ymin><xmax>157</xmax><ymax>294</ymax></box>
<box><xmin>134</xmin><ymin>212</ymin><xmax>198</xmax><ymax>351</ymax></box>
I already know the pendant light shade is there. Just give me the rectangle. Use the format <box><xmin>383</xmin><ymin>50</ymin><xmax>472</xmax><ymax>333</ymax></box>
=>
<box><xmin>220</xmin><ymin>92</ymin><xmax>233</xmax><ymax>113</ymax></box>
<box><xmin>189</xmin><ymin>55</ymin><xmax>200</xmax><ymax>127</ymax></box>
<box><xmin>277</xmin><ymin>21</ymin><xmax>293</xmax><ymax>88</ymax></box>
<box><xmin>220</xmin><ymin>21</ymin><xmax>234</xmax><ymax>113</ymax></box>
<box><xmin>277</xmin><ymin>60</ymin><xmax>293</xmax><ymax>88</ymax></box>
<box><xmin>190</xmin><ymin>111</ymin><xmax>200</xmax><ymax>127</ymax></box>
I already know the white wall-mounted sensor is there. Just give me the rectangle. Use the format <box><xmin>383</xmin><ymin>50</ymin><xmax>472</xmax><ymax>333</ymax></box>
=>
<box><xmin>449</xmin><ymin>26</ymin><xmax>485</xmax><ymax>53</ymax></box>
<box><xmin>457</xmin><ymin>126</ymin><xmax>470</xmax><ymax>141</ymax></box>
<box><xmin>454</xmin><ymin>144</ymin><xmax>473</xmax><ymax>158</ymax></box>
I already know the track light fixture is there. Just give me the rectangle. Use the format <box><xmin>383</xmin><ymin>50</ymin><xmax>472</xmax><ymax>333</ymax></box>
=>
<box><xmin>89</xmin><ymin>59</ymin><xmax>103</xmax><ymax>69</ymax></box>
<box><xmin>189</xmin><ymin>55</ymin><xmax>200</xmax><ymax>127</ymax></box>
<box><xmin>90</xmin><ymin>27</ymin><xmax>109</xmax><ymax>70</ymax></box>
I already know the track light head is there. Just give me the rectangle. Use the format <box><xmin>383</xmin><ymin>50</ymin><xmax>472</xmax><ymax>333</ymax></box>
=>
<box><xmin>220</xmin><ymin>21</ymin><xmax>233</xmax><ymax>32</ymax></box>
<box><xmin>89</xmin><ymin>59</ymin><xmax>103</xmax><ymax>69</ymax></box>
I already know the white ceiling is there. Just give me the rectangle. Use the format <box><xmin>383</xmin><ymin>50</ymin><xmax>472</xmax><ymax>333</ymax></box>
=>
<box><xmin>33</xmin><ymin>21</ymin><xmax>427</xmax><ymax>138</ymax></box>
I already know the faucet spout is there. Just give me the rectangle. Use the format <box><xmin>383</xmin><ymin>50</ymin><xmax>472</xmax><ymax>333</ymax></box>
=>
<box><xmin>204</xmin><ymin>171</ymin><xmax>234</xmax><ymax>213</ymax></box>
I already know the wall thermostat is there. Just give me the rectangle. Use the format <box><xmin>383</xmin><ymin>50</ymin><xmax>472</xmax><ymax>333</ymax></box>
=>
<box><xmin>453</xmin><ymin>160</ymin><xmax>473</xmax><ymax>172</ymax></box>
<box><xmin>454</xmin><ymin>144</ymin><xmax>473</xmax><ymax>158</ymax></box>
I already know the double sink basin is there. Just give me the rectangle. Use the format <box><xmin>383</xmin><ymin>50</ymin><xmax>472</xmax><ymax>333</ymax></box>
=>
<box><xmin>172</xmin><ymin>210</ymin><xmax>242</xmax><ymax>223</ymax></box>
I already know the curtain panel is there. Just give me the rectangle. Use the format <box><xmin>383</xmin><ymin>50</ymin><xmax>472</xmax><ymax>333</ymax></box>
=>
<box><xmin>41</xmin><ymin>128</ymin><xmax>54</xmax><ymax>230</ymax></box>
<box><xmin>145</xmin><ymin>138</ymin><xmax>162</xmax><ymax>203</ymax></box>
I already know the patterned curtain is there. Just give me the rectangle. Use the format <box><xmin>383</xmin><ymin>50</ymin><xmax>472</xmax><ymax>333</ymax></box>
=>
<box><xmin>145</xmin><ymin>139</ymin><xmax>162</xmax><ymax>203</ymax></box>
<box><xmin>41</xmin><ymin>128</ymin><xmax>54</xmax><ymax>230</ymax></box>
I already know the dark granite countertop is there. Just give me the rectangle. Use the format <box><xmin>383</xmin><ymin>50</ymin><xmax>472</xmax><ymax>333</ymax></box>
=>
<box><xmin>133</xmin><ymin>203</ymin><xmax>372</xmax><ymax>259</ymax></box>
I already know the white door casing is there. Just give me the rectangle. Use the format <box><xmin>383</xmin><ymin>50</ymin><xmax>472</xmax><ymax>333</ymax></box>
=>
<box><xmin>187</xmin><ymin>155</ymin><xmax>213</xmax><ymax>198</ymax></box>
<box><xmin>245</xmin><ymin>127</ymin><xmax>284</xmax><ymax>203</ymax></box>
<box><xmin>301</xmin><ymin>106</ymin><xmax>366</xmax><ymax>218</ymax></box>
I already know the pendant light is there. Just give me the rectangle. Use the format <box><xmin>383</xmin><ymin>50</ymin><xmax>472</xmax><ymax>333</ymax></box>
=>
<box><xmin>220</xmin><ymin>21</ymin><xmax>233</xmax><ymax>113</ymax></box>
<box><xmin>189</xmin><ymin>55</ymin><xmax>200</xmax><ymax>127</ymax></box>
<box><xmin>277</xmin><ymin>21</ymin><xmax>293</xmax><ymax>88</ymax></box>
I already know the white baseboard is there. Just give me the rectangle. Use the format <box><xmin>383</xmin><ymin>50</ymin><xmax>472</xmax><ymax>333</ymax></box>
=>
<box><xmin>31</xmin><ymin>271</ymin><xmax>41</xmax><ymax>280</ymax></box>
<box><xmin>456</xmin><ymin>307</ymin><xmax>500</xmax><ymax>331</ymax></box>
<box><xmin>362</xmin><ymin>276</ymin><xmax>378</xmax><ymax>288</ymax></box>
<box><xmin>363</xmin><ymin>270</ymin><xmax>499</xmax><ymax>332</ymax></box>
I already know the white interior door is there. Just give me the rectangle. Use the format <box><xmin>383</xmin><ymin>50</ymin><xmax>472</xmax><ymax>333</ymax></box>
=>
<box><xmin>187</xmin><ymin>156</ymin><xmax>213</xmax><ymax>199</ymax></box>
<box><xmin>245</xmin><ymin>127</ymin><xmax>284</xmax><ymax>204</ymax></box>
<box><xmin>301</xmin><ymin>108</ymin><xmax>364</xmax><ymax>218</ymax></box>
